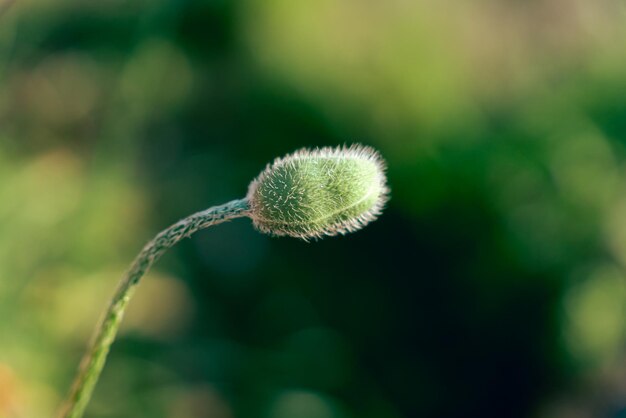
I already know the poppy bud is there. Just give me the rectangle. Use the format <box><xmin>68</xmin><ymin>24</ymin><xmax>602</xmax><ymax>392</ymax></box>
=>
<box><xmin>247</xmin><ymin>144</ymin><xmax>389</xmax><ymax>239</ymax></box>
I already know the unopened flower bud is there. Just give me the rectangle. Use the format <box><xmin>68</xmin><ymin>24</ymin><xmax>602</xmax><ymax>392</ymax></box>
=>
<box><xmin>246</xmin><ymin>144</ymin><xmax>389</xmax><ymax>239</ymax></box>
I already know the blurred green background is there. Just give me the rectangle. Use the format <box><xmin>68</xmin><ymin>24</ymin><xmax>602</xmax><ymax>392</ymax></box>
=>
<box><xmin>2</xmin><ymin>0</ymin><xmax>626</xmax><ymax>417</ymax></box>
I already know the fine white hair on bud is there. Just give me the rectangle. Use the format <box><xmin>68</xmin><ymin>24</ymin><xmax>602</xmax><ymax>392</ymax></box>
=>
<box><xmin>246</xmin><ymin>144</ymin><xmax>389</xmax><ymax>240</ymax></box>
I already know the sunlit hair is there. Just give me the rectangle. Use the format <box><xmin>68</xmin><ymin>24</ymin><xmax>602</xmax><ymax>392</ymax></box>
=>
<box><xmin>247</xmin><ymin>144</ymin><xmax>389</xmax><ymax>240</ymax></box>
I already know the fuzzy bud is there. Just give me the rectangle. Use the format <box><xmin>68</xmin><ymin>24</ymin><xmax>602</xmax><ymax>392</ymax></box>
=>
<box><xmin>246</xmin><ymin>144</ymin><xmax>389</xmax><ymax>240</ymax></box>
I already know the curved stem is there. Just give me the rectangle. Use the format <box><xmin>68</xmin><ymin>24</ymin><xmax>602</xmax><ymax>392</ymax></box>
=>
<box><xmin>57</xmin><ymin>198</ymin><xmax>250</xmax><ymax>418</ymax></box>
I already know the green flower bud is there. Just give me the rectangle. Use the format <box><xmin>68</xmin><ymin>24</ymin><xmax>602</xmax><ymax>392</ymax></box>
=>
<box><xmin>246</xmin><ymin>144</ymin><xmax>389</xmax><ymax>239</ymax></box>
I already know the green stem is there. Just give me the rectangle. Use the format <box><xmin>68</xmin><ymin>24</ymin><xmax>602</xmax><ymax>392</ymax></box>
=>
<box><xmin>57</xmin><ymin>198</ymin><xmax>250</xmax><ymax>418</ymax></box>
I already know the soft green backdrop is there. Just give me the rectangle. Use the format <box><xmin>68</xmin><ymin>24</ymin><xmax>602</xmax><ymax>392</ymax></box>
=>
<box><xmin>1</xmin><ymin>1</ymin><xmax>626</xmax><ymax>417</ymax></box>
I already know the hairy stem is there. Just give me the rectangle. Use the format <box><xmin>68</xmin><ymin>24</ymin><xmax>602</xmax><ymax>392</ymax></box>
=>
<box><xmin>58</xmin><ymin>198</ymin><xmax>250</xmax><ymax>418</ymax></box>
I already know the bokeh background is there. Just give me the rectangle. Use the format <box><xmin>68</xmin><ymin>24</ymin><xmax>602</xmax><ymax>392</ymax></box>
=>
<box><xmin>2</xmin><ymin>0</ymin><xmax>626</xmax><ymax>417</ymax></box>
